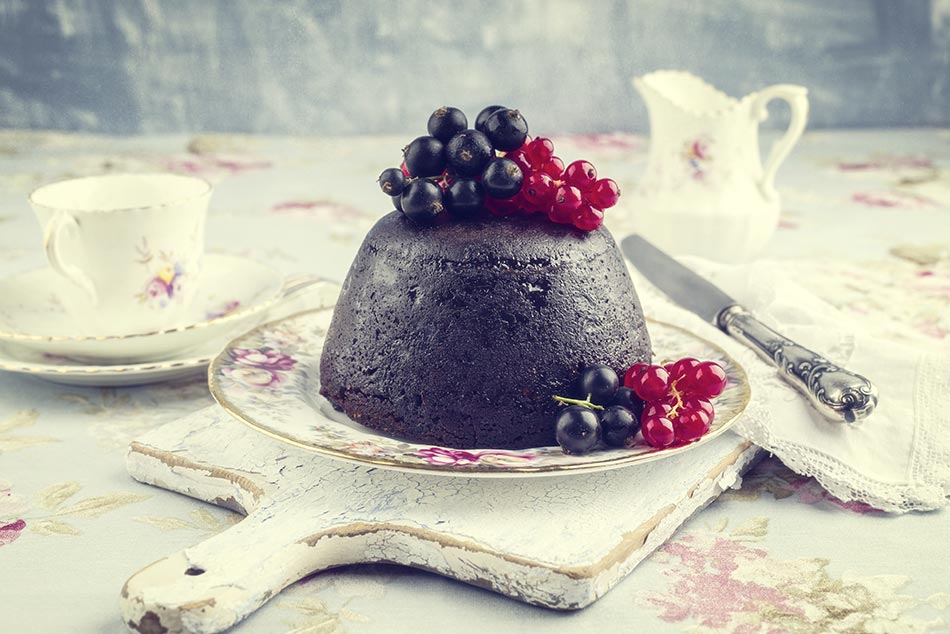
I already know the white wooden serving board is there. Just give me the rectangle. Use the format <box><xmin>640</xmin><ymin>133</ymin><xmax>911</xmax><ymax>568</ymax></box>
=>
<box><xmin>122</xmin><ymin>404</ymin><xmax>762</xmax><ymax>634</ymax></box>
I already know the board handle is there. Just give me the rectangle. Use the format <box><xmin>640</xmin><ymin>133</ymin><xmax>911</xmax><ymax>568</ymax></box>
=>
<box><xmin>120</xmin><ymin>510</ymin><xmax>364</xmax><ymax>634</ymax></box>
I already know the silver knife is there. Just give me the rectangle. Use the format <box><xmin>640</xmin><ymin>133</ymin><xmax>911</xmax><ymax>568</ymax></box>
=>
<box><xmin>621</xmin><ymin>234</ymin><xmax>878</xmax><ymax>424</ymax></box>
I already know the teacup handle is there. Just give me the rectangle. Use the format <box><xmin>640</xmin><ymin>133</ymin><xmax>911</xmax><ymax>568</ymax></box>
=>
<box><xmin>750</xmin><ymin>85</ymin><xmax>809</xmax><ymax>201</ymax></box>
<box><xmin>43</xmin><ymin>211</ymin><xmax>99</xmax><ymax>304</ymax></box>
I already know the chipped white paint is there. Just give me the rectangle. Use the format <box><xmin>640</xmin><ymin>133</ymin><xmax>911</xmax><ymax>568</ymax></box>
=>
<box><xmin>121</xmin><ymin>405</ymin><xmax>762</xmax><ymax>634</ymax></box>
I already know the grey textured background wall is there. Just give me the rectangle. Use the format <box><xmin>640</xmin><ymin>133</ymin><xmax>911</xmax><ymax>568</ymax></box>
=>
<box><xmin>0</xmin><ymin>0</ymin><xmax>948</xmax><ymax>135</ymax></box>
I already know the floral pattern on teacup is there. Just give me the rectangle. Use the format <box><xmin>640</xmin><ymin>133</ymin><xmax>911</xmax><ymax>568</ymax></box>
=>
<box><xmin>134</xmin><ymin>237</ymin><xmax>187</xmax><ymax>309</ymax></box>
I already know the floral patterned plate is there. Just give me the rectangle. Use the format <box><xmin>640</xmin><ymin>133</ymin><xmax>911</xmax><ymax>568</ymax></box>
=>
<box><xmin>210</xmin><ymin>308</ymin><xmax>751</xmax><ymax>477</ymax></box>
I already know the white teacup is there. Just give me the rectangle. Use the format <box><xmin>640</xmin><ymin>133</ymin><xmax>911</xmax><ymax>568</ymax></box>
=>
<box><xmin>30</xmin><ymin>173</ymin><xmax>211</xmax><ymax>335</ymax></box>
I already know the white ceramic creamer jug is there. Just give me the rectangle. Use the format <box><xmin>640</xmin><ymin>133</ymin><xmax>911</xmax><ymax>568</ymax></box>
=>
<box><xmin>631</xmin><ymin>70</ymin><xmax>808</xmax><ymax>262</ymax></box>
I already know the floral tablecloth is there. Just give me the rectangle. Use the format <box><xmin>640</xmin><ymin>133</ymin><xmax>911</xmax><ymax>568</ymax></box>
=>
<box><xmin>1</xmin><ymin>129</ymin><xmax>949</xmax><ymax>633</ymax></box>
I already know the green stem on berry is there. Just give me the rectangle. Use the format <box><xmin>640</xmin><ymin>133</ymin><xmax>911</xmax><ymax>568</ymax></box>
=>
<box><xmin>552</xmin><ymin>393</ymin><xmax>604</xmax><ymax>411</ymax></box>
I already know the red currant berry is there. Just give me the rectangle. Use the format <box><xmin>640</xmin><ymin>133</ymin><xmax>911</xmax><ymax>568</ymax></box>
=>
<box><xmin>623</xmin><ymin>363</ymin><xmax>649</xmax><ymax>388</ymax></box>
<box><xmin>547</xmin><ymin>205</ymin><xmax>573</xmax><ymax>224</ymax></box>
<box><xmin>642</xmin><ymin>416</ymin><xmax>676</xmax><ymax>448</ymax></box>
<box><xmin>526</xmin><ymin>137</ymin><xmax>555</xmax><ymax>164</ymax></box>
<box><xmin>572</xmin><ymin>204</ymin><xmax>604</xmax><ymax>231</ymax></box>
<box><xmin>681</xmin><ymin>396</ymin><xmax>714</xmax><ymax>419</ymax></box>
<box><xmin>541</xmin><ymin>156</ymin><xmax>566</xmax><ymax>179</ymax></box>
<box><xmin>522</xmin><ymin>172</ymin><xmax>556</xmax><ymax>208</ymax></box>
<box><xmin>631</xmin><ymin>365</ymin><xmax>670</xmax><ymax>401</ymax></box>
<box><xmin>587</xmin><ymin>178</ymin><xmax>620</xmax><ymax>209</ymax></box>
<box><xmin>564</xmin><ymin>160</ymin><xmax>598</xmax><ymax>190</ymax></box>
<box><xmin>666</xmin><ymin>357</ymin><xmax>700</xmax><ymax>380</ymax></box>
<box><xmin>507</xmin><ymin>148</ymin><xmax>533</xmax><ymax>173</ymax></box>
<box><xmin>674</xmin><ymin>408</ymin><xmax>711</xmax><ymax>443</ymax></box>
<box><xmin>686</xmin><ymin>361</ymin><xmax>727</xmax><ymax>398</ymax></box>
<box><xmin>553</xmin><ymin>184</ymin><xmax>583</xmax><ymax>215</ymax></box>
<box><xmin>512</xmin><ymin>191</ymin><xmax>531</xmax><ymax>215</ymax></box>
<box><xmin>641</xmin><ymin>401</ymin><xmax>673</xmax><ymax>421</ymax></box>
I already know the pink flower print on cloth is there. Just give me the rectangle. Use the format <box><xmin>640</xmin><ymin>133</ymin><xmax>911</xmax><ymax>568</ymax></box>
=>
<box><xmin>0</xmin><ymin>481</ymin><xmax>27</xmax><ymax>548</ymax></box>
<box><xmin>0</xmin><ymin>519</ymin><xmax>26</xmax><ymax>547</ymax></box>
<box><xmin>224</xmin><ymin>348</ymin><xmax>298</xmax><ymax>388</ymax></box>
<box><xmin>646</xmin><ymin>528</ymin><xmax>948</xmax><ymax>632</ymax></box>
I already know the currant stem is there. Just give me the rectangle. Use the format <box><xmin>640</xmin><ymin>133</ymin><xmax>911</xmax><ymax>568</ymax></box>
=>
<box><xmin>667</xmin><ymin>378</ymin><xmax>684</xmax><ymax>417</ymax></box>
<box><xmin>552</xmin><ymin>393</ymin><xmax>604</xmax><ymax>410</ymax></box>
<box><xmin>407</xmin><ymin>175</ymin><xmax>450</xmax><ymax>186</ymax></box>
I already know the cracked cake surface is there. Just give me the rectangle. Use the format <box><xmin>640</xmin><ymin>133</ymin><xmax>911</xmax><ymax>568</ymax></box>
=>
<box><xmin>319</xmin><ymin>210</ymin><xmax>651</xmax><ymax>449</ymax></box>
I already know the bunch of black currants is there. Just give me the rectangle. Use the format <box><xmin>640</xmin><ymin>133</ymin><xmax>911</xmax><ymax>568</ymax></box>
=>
<box><xmin>552</xmin><ymin>364</ymin><xmax>645</xmax><ymax>455</ymax></box>
<box><xmin>377</xmin><ymin>106</ymin><xmax>530</xmax><ymax>224</ymax></box>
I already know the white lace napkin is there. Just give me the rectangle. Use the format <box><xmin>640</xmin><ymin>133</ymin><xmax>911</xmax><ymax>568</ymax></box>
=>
<box><xmin>629</xmin><ymin>259</ymin><xmax>950</xmax><ymax>514</ymax></box>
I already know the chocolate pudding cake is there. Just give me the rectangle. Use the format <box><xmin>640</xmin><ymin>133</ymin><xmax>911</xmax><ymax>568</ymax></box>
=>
<box><xmin>319</xmin><ymin>211</ymin><xmax>651</xmax><ymax>449</ymax></box>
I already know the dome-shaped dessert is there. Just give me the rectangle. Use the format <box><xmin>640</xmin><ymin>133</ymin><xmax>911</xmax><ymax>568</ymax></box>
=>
<box><xmin>319</xmin><ymin>211</ymin><xmax>651</xmax><ymax>449</ymax></box>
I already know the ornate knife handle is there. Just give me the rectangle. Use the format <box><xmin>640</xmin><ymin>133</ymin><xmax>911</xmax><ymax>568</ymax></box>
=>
<box><xmin>718</xmin><ymin>305</ymin><xmax>878</xmax><ymax>424</ymax></box>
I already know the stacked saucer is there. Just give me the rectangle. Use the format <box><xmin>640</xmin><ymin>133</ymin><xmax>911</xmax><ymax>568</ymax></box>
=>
<box><xmin>0</xmin><ymin>254</ymin><xmax>338</xmax><ymax>386</ymax></box>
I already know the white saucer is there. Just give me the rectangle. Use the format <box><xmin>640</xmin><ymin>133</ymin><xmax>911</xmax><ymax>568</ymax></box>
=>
<box><xmin>0</xmin><ymin>254</ymin><xmax>300</xmax><ymax>362</ymax></box>
<box><xmin>0</xmin><ymin>340</ymin><xmax>214</xmax><ymax>386</ymax></box>
<box><xmin>0</xmin><ymin>278</ymin><xmax>341</xmax><ymax>386</ymax></box>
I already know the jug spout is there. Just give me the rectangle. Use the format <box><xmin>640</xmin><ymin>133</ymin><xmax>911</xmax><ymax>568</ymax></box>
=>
<box><xmin>634</xmin><ymin>70</ymin><xmax>740</xmax><ymax>118</ymax></box>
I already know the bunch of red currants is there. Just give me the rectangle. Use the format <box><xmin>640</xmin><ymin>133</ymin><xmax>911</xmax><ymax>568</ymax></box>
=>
<box><xmin>624</xmin><ymin>358</ymin><xmax>727</xmax><ymax>448</ymax></box>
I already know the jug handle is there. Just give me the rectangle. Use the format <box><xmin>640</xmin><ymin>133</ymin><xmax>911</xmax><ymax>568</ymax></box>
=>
<box><xmin>750</xmin><ymin>85</ymin><xmax>809</xmax><ymax>201</ymax></box>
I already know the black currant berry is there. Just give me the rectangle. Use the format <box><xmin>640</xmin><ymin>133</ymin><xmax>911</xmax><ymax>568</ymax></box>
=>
<box><xmin>444</xmin><ymin>178</ymin><xmax>485</xmax><ymax>218</ymax></box>
<box><xmin>378</xmin><ymin>167</ymin><xmax>407</xmax><ymax>196</ymax></box>
<box><xmin>577</xmin><ymin>364</ymin><xmax>619</xmax><ymax>405</ymax></box>
<box><xmin>555</xmin><ymin>405</ymin><xmax>601</xmax><ymax>455</ymax></box>
<box><xmin>610</xmin><ymin>386</ymin><xmax>644</xmax><ymax>420</ymax></box>
<box><xmin>392</xmin><ymin>194</ymin><xmax>403</xmax><ymax>212</ymax></box>
<box><xmin>475</xmin><ymin>105</ymin><xmax>506</xmax><ymax>134</ymax></box>
<box><xmin>427</xmin><ymin>107</ymin><xmax>468</xmax><ymax>144</ymax></box>
<box><xmin>400</xmin><ymin>179</ymin><xmax>444</xmax><ymax>225</ymax></box>
<box><xmin>601</xmin><ymin>405</ymin><xmax>639</xmax><ymax>448</ymax></box>
<box><xmin>446</xmin><ymin>129</ymin><xmax>495</xmax><ymax>177</ymax></box>
<box><xmin>403</xmin><ymin>136</ymin><xmax>446</xmax><ymax>177</ymax></box>
<box><xmin>483</xmin><ymin>108</ymin><xmax>529</xmax><ymax>151</ymax></box>
<box><xmin>481</xmin><ymin>157</ymin><xmax>524</xmax><ymax>199</ymax></box>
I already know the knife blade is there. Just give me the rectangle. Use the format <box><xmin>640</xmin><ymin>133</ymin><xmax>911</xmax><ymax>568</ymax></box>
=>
<box><xmin>621</xmin><ymin>234</ymin><xmax>878</xmax><ymax>424</ymax></box>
